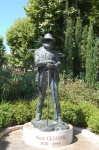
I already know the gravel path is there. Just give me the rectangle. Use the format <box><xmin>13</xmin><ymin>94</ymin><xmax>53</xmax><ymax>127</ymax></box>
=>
<box><xmin>0</xmin><ymin>129</ymin><xmax>99</xmax><ymax>150</ymax></box>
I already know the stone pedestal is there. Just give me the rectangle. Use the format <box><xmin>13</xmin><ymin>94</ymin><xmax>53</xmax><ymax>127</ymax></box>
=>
<box><xmin>23</xmin><ymin>122</ymin><xmax>73</xmax><ymax>149</ymax></box>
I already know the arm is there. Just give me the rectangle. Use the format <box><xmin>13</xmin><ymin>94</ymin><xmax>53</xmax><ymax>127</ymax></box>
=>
<box><xmin>35</xmin><ymin>60</ymin><xmax>56</xmax><ymax>68</ymax></box>
<box><xmin>35</xmin><ymin>61</ymin><xmax>47</xmax><ymax>67</ymax></box>
<box><xmin>55</xmin><ymin>61</ymin><xmax>61</xmax><ymax>69</ymax></box>
<box><xmin>46</xmin><ymin>51</ymin><xmax>61</xmax><ymax>69</ymax></box>
<box><xmin>34</xmin><ymin>50</ymin><xmax>47</xmax><ymax>67</ymax></box>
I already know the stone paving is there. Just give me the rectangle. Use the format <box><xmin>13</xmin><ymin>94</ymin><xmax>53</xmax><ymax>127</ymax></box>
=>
<box><xmin>0</xmin><ymin>128</ymin><xmax>99</xmax><ymax>150</ymax></box>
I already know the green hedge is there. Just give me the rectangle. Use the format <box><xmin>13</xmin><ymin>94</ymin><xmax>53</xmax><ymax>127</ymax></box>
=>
<box><xmin>0</xmin><ymin>100</ymin><xmax>99</xmax><ymax>134</ymax></box>
<box><xmin>0</xmin><ymin>102</ymin><xmax>13</xmax><ymax>128</ymax></box>
<box><xmin>87</xmin><ymin>111</ymin><xmax>99</xmax><ymax>133</ymax></box>
<box><xmin>13</xmin><ymin>100</ymin><xmax>31</xmax><ymax>124</ymax></box>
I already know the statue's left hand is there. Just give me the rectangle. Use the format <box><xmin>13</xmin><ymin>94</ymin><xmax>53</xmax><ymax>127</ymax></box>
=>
<box><xmin>46</xmin><ymin>63</ymin><xmax>56</xmax><ymax>69</ymax></box>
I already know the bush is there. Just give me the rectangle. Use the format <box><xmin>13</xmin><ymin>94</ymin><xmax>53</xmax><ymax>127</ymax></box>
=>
<box><xmin>0</xmin><ymin>68</ymin><xmax>12</xmax><ymax>101</ymax></box>
<box><xmin>17</xmin><ymin>72</ymin><xmax>37</xmax><ymax>100</ymax></box>
<box><xmin>0</xmin><ymin>69</ymin><xmax>37</xmax><ymax>101</ymax></box>
<box><xmin>59</xmin><ymin>77</ymin><xmax>99</xmax><ymax>107</ymax></box>
<box><xmin>60</xmin><ymin>100</ymin><xmax>99</xmax><ymax>132</ymax></box>
<box><xmin>0</xmin><ymin>102</ymin><xmax>13</xmax><ymax>128</ymax></box>
<box><xmin>13</xmin><ymin>100</ymin><xmax>31</xmax><ymax>124</ymax></box>
<box><xmin>87</xmin><ymin>110</ymin><xmax>99</xmax><ymax>133</ymax></box>
<box><xmin>61</xmin><ymin>101</ymin><xmax>78</xmax><ymax>125</ymax></box>
<box><xmin>78</xmin><ymin>101</ymin><xmax>96</xmax><ymax>122</ymax></box>
<box><xmin>0</xmin><ymin>99</ymin><xmax>99</xmax><ymax>134</ymax></box>
<box><xmin>29</xmin><ymin>99</ymin><xmax>37</xmax><ymax>119</ymax></box>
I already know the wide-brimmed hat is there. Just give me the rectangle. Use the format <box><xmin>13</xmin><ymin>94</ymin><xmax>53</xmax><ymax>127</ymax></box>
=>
<box><xmin>43</xmin><ymin>33</ymin><xmax>56</xmax><ymax>42</ymax></box>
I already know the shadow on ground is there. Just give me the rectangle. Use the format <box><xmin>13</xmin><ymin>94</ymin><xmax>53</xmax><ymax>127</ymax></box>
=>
<box><xmin>0</xmin><ymin>135</ymin><xmax>10</xmax><ymax>150</ymax></box>
<box><xmin>71</xmin><ymin>130</ymin><xmax>81</xmax><ymax>144</ymax></box>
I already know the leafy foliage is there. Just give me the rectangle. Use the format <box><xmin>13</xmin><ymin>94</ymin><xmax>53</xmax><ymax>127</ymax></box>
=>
<box><xmin>0</xmin><ymin>69</ymin><xmax>37</xmax><ymax>101</ymax></box>
<box><xmin>61</xmin><ymin>101</ymin><xmax>79</xmax><ymax>125</ymax></box>
<box><xmin>85</xmin><ymin>21</ymin><xmax>96</xmax><ymax>87</ymax></box>
<box><xmin>24</xmin><ymin>0</ymin><xmax>65</xmax><ymax>41</ymax></box>
<box><xmin>63</xmin><ymin>17</ymin><xmax>74</xmax><ymax>78</ymax></box>
<box><xmin>59</xmin><ymin>77</ymin><xmax>99</xmax><ymax>107</ymax></box>
<box><xmin>6</xmin><ymin>0</ymin><xmax>99</xmax><ymax>84</ymax></box>
<box><xmin>80</xmin><ymin>25</ymin><xmax>88</xmax><ymax>71</ymax></box>
<box><xmin>0</xmin><ymin>36</ymin><xmax>6</xmax><ymax>67</ymax></box>
<box><xmin>0</xmin><ymin>75</ymin><xmax>99</xmax><ymax>133</ymax></box>
<box><xmin>0</xmin><ymin>99</ymin><xmax>99</xmax><ymax>133</ymax></box>
<box><xmin>6</xmin><ymin>18</ymin><xmax>34</xmax><ymax>69</ymax></box>
<box><xmin>73</xmin><ymin>16</ymin><xmax>82</xmax><ymax>77</ymax></box>
<box><xmin>13</xmin><ymin>100</ymin><xmax>31</xmax><ymax>124</ymax></box>
<box><xmin>0</xmin><ymin>102</ymin><xmax>13</xmax><ymax>128</ymax></box>
<box><xmin>88</xmin><ymin>110</ymin><xmax>99</xmax><ymax>133</ymax></box>
<box><xmin>77</xmin><ymin>0</ymin><xmax>99</xmax><ymax>35</ymax></box>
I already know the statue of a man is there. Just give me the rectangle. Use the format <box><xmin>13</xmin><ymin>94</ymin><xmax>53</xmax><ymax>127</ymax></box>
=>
<box><xmin>34</xmin><ymin>33</ymin><xmax>62</xmax><ymax>123</ymax></box>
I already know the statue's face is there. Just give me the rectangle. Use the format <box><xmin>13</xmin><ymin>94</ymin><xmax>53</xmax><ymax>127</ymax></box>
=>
<box><xmin>43</xmin><ymin>39</ymin><xmax>53</xmax><ymax>50</ymax></box>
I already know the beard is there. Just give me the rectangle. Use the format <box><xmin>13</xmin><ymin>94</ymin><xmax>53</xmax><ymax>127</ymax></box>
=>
<box><xmin>43</xmin><ymin>43</ymin><xmax>53</xmax><ymax>50</ymax></box>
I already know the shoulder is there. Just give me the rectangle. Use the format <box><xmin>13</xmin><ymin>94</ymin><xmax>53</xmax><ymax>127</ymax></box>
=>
<box><xmin>35</xmin><ymin>47</ymin><xmax>43</xmax><ymax>55</ymax></box>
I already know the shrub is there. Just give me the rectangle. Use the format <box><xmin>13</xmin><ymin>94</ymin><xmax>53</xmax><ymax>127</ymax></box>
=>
<box><xmin>29</xmin><ymin>99</ymin><xmax>37</xmax><ymax>119</ymax></box>
<box><xmin>78</xmin><ymin>101</ymin><xmax>96</xmax><ymax>122</ymax></box>
<box><xmin>23</xmin><ymin>99</ymin><xmax>99</xmax><ymax>134</ymax></box>
<box><xmin>0</xmin><ymin>99</ymin><xmax>99</xmax><ymax>134</ymax></box>
<box><xmin>0</xmin><ymin>102</ymin><xmax>13</xmax><ymax>128</ymax></box>
<box><xmin>13</xmin><ymin>100</ymin><xmax>31</xmax><ymax>124</ymax></box>
<box><xmin>0</xmin><ymin>70</ymin><xmax>37</xmax><ymax>101</ymax></box>
<box><xmin>17</xmin><ymin>72</ymin><xmax>37</xmax><ymax>100</ymax></box>
<box><xmin>61</xmin><ymin>101</ymin><xmax>78</xmax><ymax>125</ymax></box>
<box><xmin>60</xmin><ymin>100</ymin><xmax>99</xmax><ymax>131</ymax></box>
<box><xmin>0</xmin><ymin>68</ymin><xmax>12</xmax><ymax>101</ymax></box>
<box><xmin>87</xmin><ymin>110</ymin><xmax>99</xmax><ymax>133</ymax></box>
<box><xmin>59</xmin><ymin>77</ymin><xmax>99</xmax><ymax>107</ymax></box>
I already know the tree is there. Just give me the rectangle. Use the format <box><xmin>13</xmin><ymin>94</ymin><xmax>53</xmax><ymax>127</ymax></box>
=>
<box><xmin>25</xmin><ymin>0</ymin><xmax>83</xmax><ymax>52</ymax></box>
<box><xmin>0</xmin><ymin>36</ymin><xmax>6</xmax><ymax>67</ymax></box>
<box><xmin>80</xmin><ymin>25</ymin><xmax>88</xmax><ymax>72</ymax></box>
<box><xmin>63</xmin><ymin>17</ymin><xmax>74</xmax><ymax>78</ymax></box>
<box><xmin>85</xmin><ymin>21</ymin><xmax>96</xmax><ymax>88</ymax></box>
<box><xmin>24</xmin><ymin>0</ymin><xmax>66</xmax><ymax>52</ymax></box>
<box><xmin>73</xmin><ymin>16</ymin><xmax>82</xmax><ymax>77</ymax></box>
<box><xmin>6</xmin><ymin>17</ymin><xmax>34</xmax><ymax>69</ymax></box>
<box><xmin>77</xmin><ymin>0</ymin><xmax>99</xmax><ymax>36</ymax></box>
<box><xmin>6</xmin><ymin>0</ymin><xmax>99</xmax><ymax>79</ymax></box>
<box><xmin>94</xmin><ymin>37</ymin><xmax>99</xmax><ymax>81</ymax></box>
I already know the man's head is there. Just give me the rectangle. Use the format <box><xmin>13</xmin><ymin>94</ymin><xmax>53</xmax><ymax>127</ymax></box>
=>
<box><xmin>42</xmin><ymin>33</ymin><xmax>55</xmax><ymax>50</ymax></box>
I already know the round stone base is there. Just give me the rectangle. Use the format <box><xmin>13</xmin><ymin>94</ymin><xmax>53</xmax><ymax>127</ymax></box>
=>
<box><xmin>23</xmin><ymin>122</ymin><xmax>73</xmax><ymax>148</ymax></box>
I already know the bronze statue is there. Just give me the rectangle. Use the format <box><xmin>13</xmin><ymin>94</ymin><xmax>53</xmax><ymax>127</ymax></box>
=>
<box><xmin>31</xmin><ymin>33</ymin><xmax>68</xmax><ymax>131</ymax></box>
<box><xmin>34</xmin><ymin>33</ymin><xmax>62</xmax><ymax>123</ymax></box>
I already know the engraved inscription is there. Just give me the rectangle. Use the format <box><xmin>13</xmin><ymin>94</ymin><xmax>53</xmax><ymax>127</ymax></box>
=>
<box><xmin>35</xmin><ymin>134</ymin><xmax>66</xmax><ymax>146</ymax></box>
<box><xmin>41</xmin><ymin>142</ymin><xmax>48</xmax><ymax>145</ymax></box>
<box><xmin>47</xmin><ymin>135</ymin><xmax>66</xmax><ymax>141</ymax></box>
<box><xmin>53</xmin><ymin>141</ymin><xmax>61</xmax><ymax>145</ymax></box>
<box><xmin>36</xmin><ymin>136</ymin><xmax>45</xmax><ymax>140</ymax></box>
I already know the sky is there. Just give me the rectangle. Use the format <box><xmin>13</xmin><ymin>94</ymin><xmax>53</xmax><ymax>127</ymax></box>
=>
<box><xmin>0</xmin><ymin>0</ymin><xmax>28</xmax><ymax>53</ymax></box>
